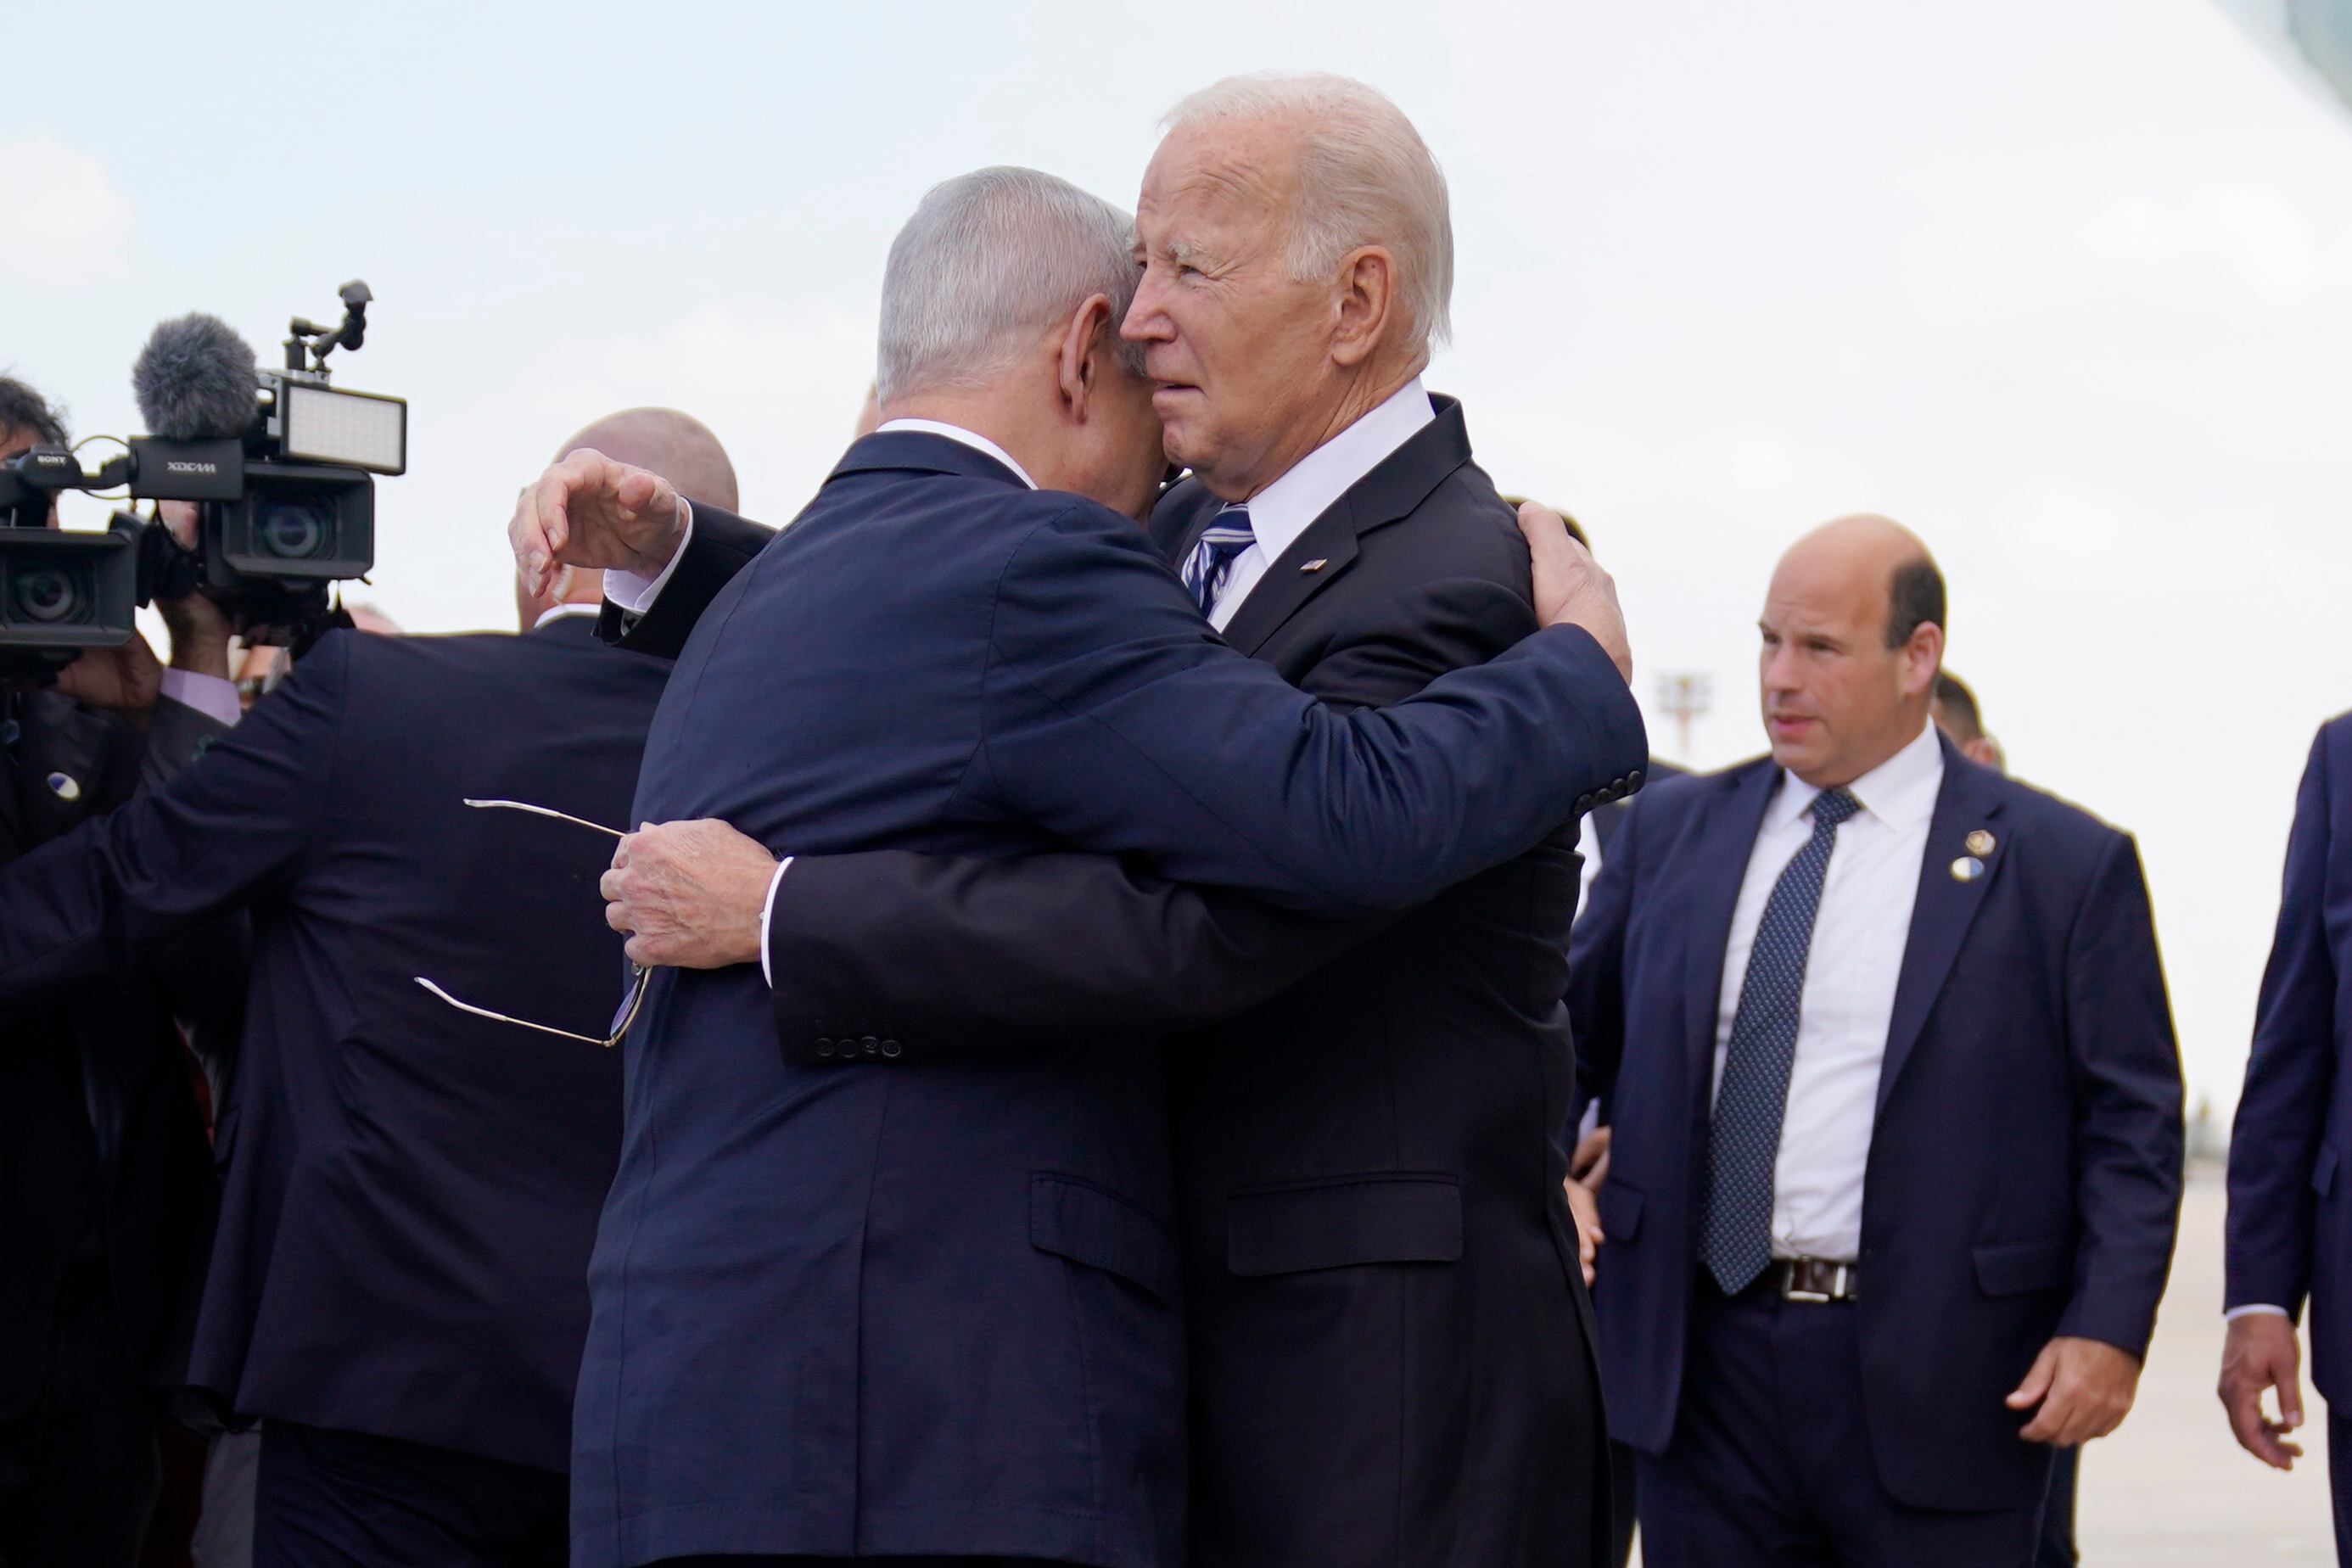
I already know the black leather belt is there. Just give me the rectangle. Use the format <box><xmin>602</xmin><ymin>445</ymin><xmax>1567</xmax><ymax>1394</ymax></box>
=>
<box><xmin>1771</xmin><ymin>1257</ymin><xmax>1859</xmax><ymax>1303</ymax></box>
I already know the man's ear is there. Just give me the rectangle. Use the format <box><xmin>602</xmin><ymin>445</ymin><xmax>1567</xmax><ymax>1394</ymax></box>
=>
<box><xmin>1907</xmin><ymin>626</ymin><xmax>1947</xmax><ymax>698</ymax></box>
<box><xmin>1056</xmin><ymin>294</ymin><xmax>1117</xmax><ymax>419</ymax></box>
<box><xmin>1330</xmin><ymin>246</ymin><xmax>1398</xmax><ymax>368</ymax></box>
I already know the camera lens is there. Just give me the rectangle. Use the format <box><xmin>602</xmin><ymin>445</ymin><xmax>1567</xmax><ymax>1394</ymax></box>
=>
<box><xmin>255</xmin><ymin>496</ymin><xmax>334</xmax><ymax>560</ymax></box>
<box><xmin>8</xmin><ymin>564</ymin><xmax>90</xmax><ymax>624</ymax></box>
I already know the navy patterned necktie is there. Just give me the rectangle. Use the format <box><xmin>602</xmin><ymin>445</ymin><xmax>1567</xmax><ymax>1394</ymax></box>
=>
<box><xmin>1180</xmin><ymin>504</ymin><xmax>1257</xmax><ymax>617</ymax></box>
<box><xmin>1700</xmin><ymin>785</ymin><xmax>1863</xmax><ymax>1294</ymax></box>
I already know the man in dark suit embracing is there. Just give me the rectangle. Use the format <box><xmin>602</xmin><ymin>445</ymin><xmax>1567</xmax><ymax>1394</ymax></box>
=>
<box><xmin>563</xmin><ymin>75</ymin><xmax>1630</xmax><ymax>1566</ymax></box>
<box><xmin>516</xmin><ymin>125</ymin><xmax>1640</xmax><ymax>1567</ymax></box>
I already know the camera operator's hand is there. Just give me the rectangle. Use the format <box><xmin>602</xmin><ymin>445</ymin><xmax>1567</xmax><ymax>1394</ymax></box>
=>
<box><xmin>153</xmin><ymin>502</ymin><xmax>234</xmax><ymax>681</ymax></box>
<box><xmin>512</xmin><ymin>449</ymin><xmax>689</xmax><ymax>599</ymax></box>
<box><xmin>53</xmin><ymin>631</ymin><xmax>165</xmax><ymax>723</ymax></box>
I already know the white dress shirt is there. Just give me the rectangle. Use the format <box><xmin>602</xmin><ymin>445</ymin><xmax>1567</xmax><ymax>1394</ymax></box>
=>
<box><xmin>1201</xmin><ymin>378</ymin><xmax>1435</xmax><ymax>629</ymax></box>
<box><xmin>1712</xmin><ymin>720</ymin><xmax>1944</xmax><ymax>1263</ymax></box>
<box><xmin>599</xmin><ymin>419</ymin><xmax>1042</xmax><ymax>986</ymax></box>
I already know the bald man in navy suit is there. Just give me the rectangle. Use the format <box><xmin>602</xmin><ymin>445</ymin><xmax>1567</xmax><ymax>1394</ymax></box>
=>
<box><xmin>1571</xmin><ymin>518</ymin><xmax>2181</xmax><ymax>1567</ymax></box>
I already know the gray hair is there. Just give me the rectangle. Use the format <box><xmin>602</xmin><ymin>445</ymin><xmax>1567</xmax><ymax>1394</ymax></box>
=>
<box><xmin>876</xmin><ymin>166</ymin><xmax>1143</xmax><ymax>403</ymax></box>
<box><xmin>1163</xmin><ymin>73</ymin><xmax>1453</xmax><ymax>351</ymax></box>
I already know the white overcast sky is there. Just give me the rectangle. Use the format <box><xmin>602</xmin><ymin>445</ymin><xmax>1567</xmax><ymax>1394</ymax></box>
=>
<box><xmin>6</xmin><ymin>1</ymin><xmax>2348</xmax><ymax>1112</ymax></box>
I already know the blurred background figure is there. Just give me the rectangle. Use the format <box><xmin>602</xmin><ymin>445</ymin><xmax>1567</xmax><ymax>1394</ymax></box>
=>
<box><xmin>1931</xmin><ymin>670</ymin><xmax>2006</xmax><ymax>772</ymax></box>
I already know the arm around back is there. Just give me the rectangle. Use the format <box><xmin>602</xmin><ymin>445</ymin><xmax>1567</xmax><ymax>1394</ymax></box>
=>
<box><xmin>766</xmin><ymin>852</ymin><xmax>1382</xmax><ymax>1064</ymax></box>
<box><xmin>968</xmin><ymin>504</ymin><xmax>1647</xmax><ymax>916</ymax></box>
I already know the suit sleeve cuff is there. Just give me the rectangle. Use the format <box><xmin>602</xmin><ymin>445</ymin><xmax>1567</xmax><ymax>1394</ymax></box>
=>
<box><xmin>157</xmin><ymin>669</ymin><xmax>242</xmax><ymax>730</ymax></box>
<box><xmin>604</xmin><ymin>501</ymin><xmax>696</xmax><ymax>613</ymax></box>
<box><xmin>760</xmin><ymin>855</ymin><xmax>792</xmax><ymax>988</ymax></box>
<box><xmin>2226</xmin><ymin>1304</ymin><xmax>2293</xmax><ymax>1321</ymax></box>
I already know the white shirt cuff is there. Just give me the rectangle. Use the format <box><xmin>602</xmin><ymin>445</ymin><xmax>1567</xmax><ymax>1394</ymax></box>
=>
<box><xmin>759</xmin><ymin>855</ymin><xmax>792</xmax><ymax>987</ymax></box>
<box><xmin>603</xmin><ymin>501</ymin><xmax>695</xmax><ymax>614</ymax></box>
<box><xmin>2226</xmin><ymin>1304</ymin><xmax>2293</xmax><ymax>1321</ymax></box>
<box><xmin>158</xmin><ymin>669</ymin><xmax>242</xmax><ymax>730</ymax></box>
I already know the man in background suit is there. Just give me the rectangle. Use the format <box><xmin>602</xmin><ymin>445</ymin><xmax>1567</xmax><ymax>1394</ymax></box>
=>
<box><xmin>585</xmin><ymin>77</ymin><xmax>1630</xmax><ymax>1566</ymax></box>
<box><xmin>1935</xmin><ymin>668</ymin><xmax>2008</xmax><ymax>771</ymax></box>
<box><xmin>0</xmin><ymin>408</ymin><xmax>731</xmax><ymax>1566</ymax></box>
<box><xmin>2220</xmin><ymin>711</ymin><xmax>2352</xmax><ymax>1559</ymax></box>
<box><xmin>0</xmin><ymin>377</ymin><xmax>241</xmax><ymax>1566</ymax></box>
<box><xmin>512</xmin><ymin>151</ymin><xmax>1638</xmax><ymax>1566</ymax></box>
<box><xmin>1571</xmin><ymin>515</ymin><xmax>2182</xmax><ymax>1565</ymax></box>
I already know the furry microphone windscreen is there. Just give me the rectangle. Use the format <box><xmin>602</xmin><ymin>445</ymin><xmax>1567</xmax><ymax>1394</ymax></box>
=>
<box><xmin>132</xmin><ymin>313</ymin><xmax>259</xmax><ymax>442</ymax></box>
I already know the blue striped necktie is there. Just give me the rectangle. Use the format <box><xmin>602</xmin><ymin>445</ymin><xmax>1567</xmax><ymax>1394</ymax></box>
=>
<box><xmin>1699</xmin><ymin>785</ymin><xmax>1862</xmax><ymax>1294</ymax></box>
<box><xmin>1180</xmin><ymin>505</ymin><xmax>1257</xmax><ymax>617</ymax></box>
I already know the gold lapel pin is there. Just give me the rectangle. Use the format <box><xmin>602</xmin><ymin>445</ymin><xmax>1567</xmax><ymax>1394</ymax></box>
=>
<box><xmin>1299</xmin><ymin>558</ymin><xmax>1329</xmax><ymax>574</ymax></box>
<box><xmin>1965</xmin><ymin>829</ymin><xmax>1996</xmax><ymax>857</ymax></box>
<box><xmin>1950</xmin><ymin>855</ymin><xmax>1985</xmax><ymax>883</ymax></box>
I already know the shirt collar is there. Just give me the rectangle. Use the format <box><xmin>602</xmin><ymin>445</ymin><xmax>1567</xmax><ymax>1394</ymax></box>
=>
<box><xmin>1767</xmin><ymin>719</ymin><xmax>1945</xmax><ymax>833</ymax></box>
<box><xmin>1235</xmin><ymin>377</ymin><xmax>1436</xmax><ymax>563</ymax></box>
<box><xmin>874</xmin><ymin>418</ymin><xmax>1039</xmax><ymax>490</ymax></box>
<box><xmin>533</xmin><ymin>602</ymin><xmax>602</xmax><ymax>630</ymax></box>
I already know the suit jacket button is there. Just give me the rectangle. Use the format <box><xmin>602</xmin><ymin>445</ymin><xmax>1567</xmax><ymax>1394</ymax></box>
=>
<box><xmin>815</xmin><ymin>1039</ymin><xmax>835</xmax><ymax>1058</ymax></box>
<box><xmin>1627</xmin><ymin>769</ymin><xmax>1644</xmax><ymax>790</ymax></box>
<box><xmin>860</xmin><ymin>1035</ymin><xmax>880</xmax><ymax>1056</ymax></box>
<box><xmin>881</xmin><ymin>1039</ymin><xmax>902</xmax><ymax>1060</ymax></box>
<box><xmin>1575</xmin><ymin>794</ymin><xmax>1594</xmax><ymax>814</ymax></box>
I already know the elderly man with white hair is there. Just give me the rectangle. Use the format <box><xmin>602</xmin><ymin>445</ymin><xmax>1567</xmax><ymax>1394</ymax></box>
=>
<box><xmin>511</xmin><ymin>152</ymin><xmax>1640</xmax><ymax>1566</ymax></box>
<box><xmin>669</xmin><ymin>75</ymin><xmax>1632</xmax><ymax>1567</ymax></box>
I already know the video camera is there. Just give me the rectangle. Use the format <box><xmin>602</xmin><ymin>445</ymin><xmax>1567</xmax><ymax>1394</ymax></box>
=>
<box><xmin>0</xmin><ymin>282</ymin><xmax>406</xmax><ymax>677</ymax></box>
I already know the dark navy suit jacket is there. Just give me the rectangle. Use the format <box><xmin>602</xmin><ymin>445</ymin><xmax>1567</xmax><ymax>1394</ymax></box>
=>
<box><xmin>2228</xmin><ymin>714</ymin><xmax>2352</xmax><ymax>1399</ymax></box>
<box><xmin>0</xmin><ymin>691</ymin><xmax>229</xmax><ymax>1419</ymax></box>
<box><xmin>569</xmin><ymin>428</ymin><xmax>1644</xmax><ymax>1568</ymax></box>
<box><xmin>759</xmin><ymin>400</ymin><xmax>1636</xmax><ymax>1567</ymax></box>
<box><xmin>0</xmin><ymin>619</ymin><xmax>668</xmax><ymax>1474</ymax></box>
<box><xmin>1570</xmin><ymin>740</ymin><xmax>2182</xmax><ymax>1511</ymax></box>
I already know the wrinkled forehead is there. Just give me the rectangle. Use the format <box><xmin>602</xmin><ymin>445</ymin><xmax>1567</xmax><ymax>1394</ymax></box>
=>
<box><xmin>1139</xmin><ymin>118</ymin><xmax>1302</xmax><ymax>238</ymax></box>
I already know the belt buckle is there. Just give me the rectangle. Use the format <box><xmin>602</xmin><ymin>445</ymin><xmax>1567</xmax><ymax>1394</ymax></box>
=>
<box><xmin>1781</xmin><ymin>1258</ymin><xmax>1851</xmax><ymax>1303</ymax></box>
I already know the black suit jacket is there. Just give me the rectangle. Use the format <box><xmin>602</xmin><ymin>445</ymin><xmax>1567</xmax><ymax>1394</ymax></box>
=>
<box><xmin>0</xmin><ymin>619</ymin><xmax>669</xmax><ymax>1473</ymax></box>
<box><xmin>0</xmin><ymin>689</ymin><xmax>229</xmax><ymax>1419</ymax></box>
<box><xmin>765</xmin><ymin>398</ymin><xmax>1635</xmax><ymax>1568</ymax></box>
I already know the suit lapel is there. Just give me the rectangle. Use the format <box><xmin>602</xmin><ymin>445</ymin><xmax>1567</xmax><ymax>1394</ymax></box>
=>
<box><xmin>1874</xmin><ymin>747</ymin><xmax>2010</xmax><ymax>1115</ymax></box>
<box><xmin>1682</xmin><ymin>762</ymin><xmax>1781</xmax><ymax>1091</ymax></box>
<box><xmin>1219</xmin><ymin>496</ymin><xmax>1368</xmax><ymax>656</ymax></box>
<box><xmin>1212</xmin><ymin>395</ymin><xmax>1478</xmax><ymax>658</ymax></box>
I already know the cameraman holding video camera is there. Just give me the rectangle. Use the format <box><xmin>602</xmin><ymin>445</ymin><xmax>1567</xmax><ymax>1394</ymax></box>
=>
<box><xmin>0</xmin><ymin>374</ymin><xmax>243</xmax><ymax>1565</ymax></box>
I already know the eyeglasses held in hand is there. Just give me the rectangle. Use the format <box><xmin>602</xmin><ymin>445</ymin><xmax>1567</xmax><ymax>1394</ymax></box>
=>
<box><xmin>412</xmin><ymin>798</ymin><xmax>651</xmax><ymax>1049</ymax></box>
